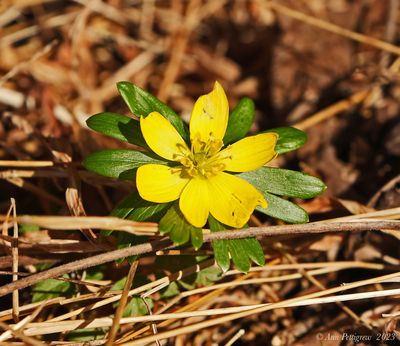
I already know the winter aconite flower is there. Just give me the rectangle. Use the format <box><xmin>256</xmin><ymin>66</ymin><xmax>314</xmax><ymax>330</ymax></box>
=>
<box><xmin>136</xmin><ymin>82</ymin><xmax>277</xmax><ymax>228</ymax></box>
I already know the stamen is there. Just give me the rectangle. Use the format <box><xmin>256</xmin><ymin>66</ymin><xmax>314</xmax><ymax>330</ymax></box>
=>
<box><xmin>180</xmin><ymin>135</ymin><xmax>227</xmax><ymax>178</ymax></box>
<box><xmin>172</xmin><ymin>143</ymin><xmax>191</xmax><ymax>161</ymax></box>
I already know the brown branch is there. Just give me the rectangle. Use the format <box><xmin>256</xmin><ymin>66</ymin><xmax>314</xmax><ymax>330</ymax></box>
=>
<box><xmin>0</xmin><ymin>238</ymin><xmax>171</xmax><ymax>298</ymax></box>
<box><xmin>205</xmin><ymin>221</ymin><xmax>400</xmax><ymax>240</ymax></box>
<box><xmin>106</xmin><ymin>261</ymin><xmax>138</xmax><ymax>346</ymax></box>
<box><xmin>1</xmin><ymin>220</ymin><xmax>399</xmax><ymax>298</ymax></box>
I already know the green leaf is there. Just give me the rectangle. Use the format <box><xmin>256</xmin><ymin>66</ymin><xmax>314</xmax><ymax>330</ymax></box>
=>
<box><xmin>228</xmin><ymin>238</ymin><xmax>251</xmax><ymax>273</ymax></box>
<box><xmin>106</xmin><ymin>192</ymin><xmax>171</xmax><ymax>263</ymax></box>
<box><xmin>211</xmin><ymin>239</ymin><xmax>230</xmax><ymax>272</ymax></box>
<box><xmin>85</xmin><ymin>266</ymin><xmax>105</xmax><ymax>281</ymax></box>
<box><xmin>111</xmin><ymin>276</ymin><xmax>153</xmax><ymax>317</ymax></box>
<box><xmin>117</xmin><ymin>81</ymin><xmax>189</xmax><ymax>142</ymax></box>
<box><xmin>67</xmin><ymin>328</ymin><xmax>106</xmax><ymax>342</ymax></box>
<box><xmin>19</xmin><ymin>224</ymin><xmax>40</xmax><ymax>234</ymax></box>
<box><xmin>224</xmin><ymin>97</ymin><xmax>255</xmax><ymax>144</ymax></box>
<box><xmin>116</xmin><ymin>232</ymin><xmax>147</xmax><ymax>264</ymax></box>
<box><xmin>109</xmin><ymin>193</ymin><xmax>143</xmax><ymax>221</ymax></box>
<box><xmin>86</xmin><ymin>112</ymin><xmax>147</xmax><ymax>148</ymax></box>
<box><xmin>127</xmin><ymin>202</ymin><xmax>172</xmax><ymax>223</ymax></box>
<box><xmin>155</xmin><ymin>256</ymin><xmax>198</xmax><ymax>290</ymax></box>
<box><xmin>103</xmin><ymin>192</ymin><xmax>148</xmax><ymax>236</ymax></box>
<box><xmin>257</xmin><ymin>192</ymin><xmax>309</xmax><ymax>224</ymax></box>
<box><xmin>190</xmin><ymin>228</ymin><xmax>204</xmax><ymax>250</ymax></box>
<box><xmin>208</xmin><ymin>216</ymin><xmax>265</xmax><ymax>273</ymax></box>
<box><xmin>34</xmin><ymin>263</ymin><xmax>54</xmax><ymax>271</ymax></box>
<box><xmin>83</xmin><ymin>149</ymin><xmax>168</xmax><ymax>180</ymax></box>
<box><xmin>169</xmin><ymin>224</ymin><xmax>190</xmax><ymax>246</ymax></box>
<box><xmin>111</xmin><ymin>276</ymin><xmax>128</xmax><ymax>291</ymax></box>
<box><xmin>159</xmin><ymin>203</ymin><xmax>203</xmax><ymax>248</ymax></box>
<box><xmin>239</xmin><ymin>237</ymin><xmax>266</xmax><ymax>266</ymax></box>
<box><xmin>112</xmin><ymin>192</ymin><xmax>170</xmax><ymax>262</ymax></box>
<box><xmin>32</xmin><ymin>277</ymin><xmax>73</xmax><ymax>303</ymax></box>
<box><xmin>156</xmin><ymin>256</ymin><xmax>221</xmax><ymax>295</ymax></box>
<box><xmin>195</xmin><ymin>266</ymin><xmax>223</xmax><ymax>286</ymax></box>
<box><xmin>265</xmin><ymin>127</ymin><xmax>307</xmax><ymax>154</ymax></box>
<box><xmin>122</xmin><ymin>297</ymin><xmax>153</xmax><ymax>317</ymax></box>
<box><xmin>106</xmin><ymin>193</ymin><xmax>169</xmax><ymax>262</ymax></box>
<box><xmin>160</xmin><ymin>281</ymin><xmax>180</xmax><ymax>299</ymax></box>
<box><xmin>111</xmin><ymin>275</ymin><xmax>149</xmax><ymax>291</ymax></box>
<box><xmin>110</xmin><ymin>192</ymin><xmax>171</xmax><ymax>222</ymax></box>
<box><xmin>240</xmin><ymin>167</ymin><xmax>326</xmax><ymax>199</ymax></box>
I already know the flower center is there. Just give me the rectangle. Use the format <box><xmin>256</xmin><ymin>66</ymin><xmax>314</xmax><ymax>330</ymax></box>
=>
<box><xmin>180</xmin><ymin>135</ymin><xmax>227</xmax><ymax>178</ymax></box>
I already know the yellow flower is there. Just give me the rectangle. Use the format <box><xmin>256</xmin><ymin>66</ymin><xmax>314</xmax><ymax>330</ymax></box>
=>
<box><xmin>136</xmin><ymin>82</ymin><xmax>277</xmax><ymax>228</ymax></box>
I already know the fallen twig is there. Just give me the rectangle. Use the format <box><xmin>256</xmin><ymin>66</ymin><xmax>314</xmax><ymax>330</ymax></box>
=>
<box><xmin>1</xmin><ymin>220</ymin><xmax>400</xmax><ymax>298</ymax></box>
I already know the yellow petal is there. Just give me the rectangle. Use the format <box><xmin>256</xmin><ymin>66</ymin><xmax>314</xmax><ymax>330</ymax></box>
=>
<box><xmin>179</xmin><ymin>178</ymin><xmax>209</xmax><ymax>227</ymax></box>
<box><xmin>190</xmin><ymin>81</ymin><xmax>229</xmax><ymax>143</ymax></box>
<box><xmin>140</xmin><ymin>112</ymin><xmax>190</xmax><ymax>161</ymax></box>
<box><xmin>207</xmin><ymin>172</ymin><xmax>267</xmax><ymax>228</ymax></box>
<box><xmin>136</xmin><ymin>164</ymin><xmax>189</xmax><ymax>203</ymax></box>
<box><xmin>220</xmin><ymin>133</ymin><xmax>278</xmax><ymax>172</ymax></box>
